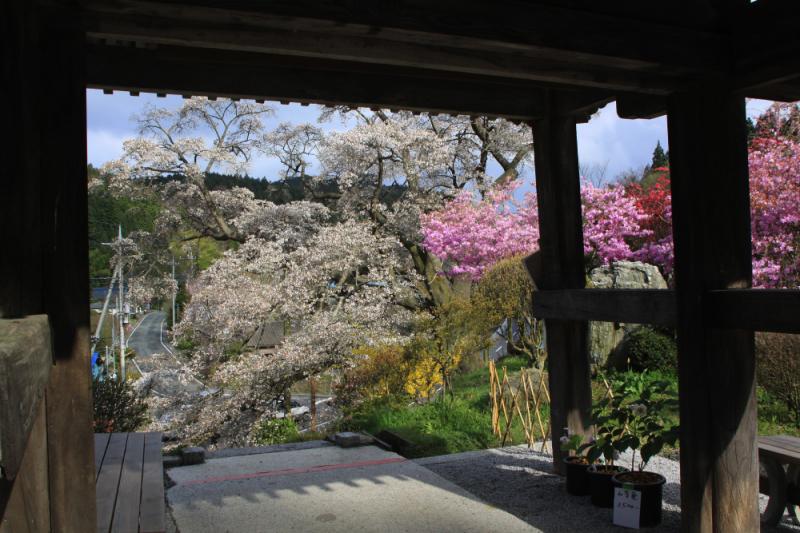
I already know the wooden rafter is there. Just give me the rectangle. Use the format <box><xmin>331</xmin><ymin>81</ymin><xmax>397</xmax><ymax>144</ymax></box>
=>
<box><xmin>72</xmin><ymin>0</ymin><xmax>731</xmax><ymax>96</ymax></box>
<box><xmin>85</xmin><ymin>43</ymin><xmax>613</xmax><ymax>121</ymax></box>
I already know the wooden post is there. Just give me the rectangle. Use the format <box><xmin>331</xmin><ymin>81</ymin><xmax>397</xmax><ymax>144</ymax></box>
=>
<box><xmin>531</xmin><ymin>95</ymin><xmax>592</xmax><ymax>474</ymax></box>
<box><xmin>1</xmin><ymin>6</ymin><xmax>95</xmax><ymax>530</ymax></box>
<box><xmin>40</xmin><ymin>17</ymin><xmax>96</xmax><ymax>533</ymax></box>
<box><xmin>667</xmin><ymin>90</ymin><xmax>758</xmax><ymax>533</ymax></box>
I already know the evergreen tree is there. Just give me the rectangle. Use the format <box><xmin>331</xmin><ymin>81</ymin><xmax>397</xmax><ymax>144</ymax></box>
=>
<box><xmin>651</xmin><ymin>140</ymin><xmax>668</xmax><ymax>168</ymax></box>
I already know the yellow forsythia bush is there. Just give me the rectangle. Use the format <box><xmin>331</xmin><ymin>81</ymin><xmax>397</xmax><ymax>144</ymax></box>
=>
<box><xmin>336</xmin><ymin>342</ymin><xmax>463</xmax><ymax>405</ymax></box>
<box><xmin>404</xmin><ymin>354</ymin><xmax>447</xmax><ymax>401</ymax></box>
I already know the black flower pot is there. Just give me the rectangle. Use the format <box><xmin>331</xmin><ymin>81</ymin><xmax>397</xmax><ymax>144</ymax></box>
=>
<box><xmin>612</xmin><ymin>471</ymin><xmax>667</xmax><ymax>527</ymax></box>
<box><xmin>563</xmin><ymin>456</ymin><xmax>590</xmax><ymax>496</ymax></box>
<box><xmin>587</xmin><ymin>464</ymin><xmax>629</xmax><ymax>507</ymax></box>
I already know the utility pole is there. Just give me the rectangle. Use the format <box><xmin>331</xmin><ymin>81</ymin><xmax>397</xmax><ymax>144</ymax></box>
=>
<box><xmin>91</xmin><ymin>264</ymin><xmax>119</xmax><ymax>356</ymax></box>
<box><xmin>118</xmin><ymin>225</ymin><xmax>127</xmax><ymax>382</ymax></box>
<box><xmin>110</xmin><ymin>301</ymin><xmax>117</xmax><ymax>378</ymax></box>
<box><xmin>172</xmin><ymin>254</ymin><xmax>177</xmax><ymax>341</ymax></box>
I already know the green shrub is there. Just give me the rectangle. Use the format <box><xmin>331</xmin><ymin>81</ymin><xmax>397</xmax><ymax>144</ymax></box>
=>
<box><xmin>344</xmin><ymin>396</ymin><xmax>494</xmax><ymax>458</ymax></box>
<box><xmin>174</xmin><ymin>336</ymin><xmax>196</xmax><ymax>352</ymax></box>
<box><xmin>756</xmin><ymin>332</ymin><xmax>800</xmax><ymax>427</ymax></box>
<box><xmin>624</xmin><ymin>327</ymin><xmax>677</xmax><ymax>373</ymax></box>
<box><xmin>92</xmin><ymin>377</ymin><xmax>148</xmax><ymax>433</ymax></box>
<box><xmin>251</xmin><ymin>417</ymin><xmax>300</xmax><ymax>445</ymax></box>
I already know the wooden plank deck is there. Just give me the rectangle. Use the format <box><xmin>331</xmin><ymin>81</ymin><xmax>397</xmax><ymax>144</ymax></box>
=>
<box><xmin>94</xmin><ymin>432</ymin><xmax>165</xmax><ymax>533</ymax></box>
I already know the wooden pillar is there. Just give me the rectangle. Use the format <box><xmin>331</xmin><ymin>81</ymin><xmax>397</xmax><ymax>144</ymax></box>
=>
<box><xmin>667</xmin><ymin>90</ymin><xmax>758</xmax><ymax>533</ymax></box>
<box><xmin>1</xmin><ymin>4</ymin><xmax>95</xmax><ymax>531</ymax></box>
<box><xmin>532</xmin><ymin>97</ymin><xmax>592</xmax><ymax>474</ymax></box>
<box><xmin>40</xmin><ymin>17</ymin><xmax>96</xmax><ymax>533</ymax></box>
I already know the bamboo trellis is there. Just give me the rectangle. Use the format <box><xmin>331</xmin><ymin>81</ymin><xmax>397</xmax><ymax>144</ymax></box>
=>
<box><xmin>489</xmin><ymin>360</ymin><xmax>551</xmax><ymax>453</ymax></box>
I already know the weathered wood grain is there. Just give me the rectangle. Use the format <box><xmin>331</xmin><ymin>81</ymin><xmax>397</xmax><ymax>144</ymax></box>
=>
<box><xmin>532</xmin><ymin>289</ymin><xmax>676</xmax><ymax>326</ymax></box>
<box><xmin>0</xmin><ymin>400</ymin><xmax>50</xmax><ymax>533</ymax></box>
<box><xmin>39</xmin><ymin>22</ymin><xmax>97</xmax><ymax>533</ymax></box>
<box><xmin>707</xmin><ymin>289</ymin><xmax>800</xmax><ymax>333</ymax></box>
<box><xmin>139</xmin><ymin>433</ymin><xmax>166</xmax><ymax>533</ymax></box>
<box><xmin>668</xmin><ymin>89</ymin><xmax>758</xmax><ymax>533</ymax></box>
<box><xmin>0</xmin><ymin>315</ymin><xmax>52</xmax><ymax>482</ymax></box>
<box><xmin>86</xmin><ymin>44</ymin><xmax>608</xmax><ymax>121</ymax></box>
<box><xmin>78</xmin><ymin>0</ymin><xmax>726</xmax><ymax>87</ymax></box>
<box><xmin>531</xmin><ymin>95</ymin><xmax>592</xmax><ymax>475</ymax></box>
<box><xmin>96</xmin><ymin>434</ymin><xmax>127</xmax><ymax>533</ymax></box>
<box><xmin>95</xmin><ymin>434</ymin><xmax>111</xmax><ymax>482</ymax></box>
<box><xmin>111</xmin><ymin>433</ymin><xmax>144</xmax><ymax>533</ymax></box>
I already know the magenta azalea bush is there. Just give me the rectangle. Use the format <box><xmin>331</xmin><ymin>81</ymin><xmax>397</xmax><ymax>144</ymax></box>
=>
<box><xmin>422</xmin><ymin>181</ymin><xmax>652</xmax><ymax>280</ymax></box>
<box><xmin>421</xmin><ymin>184</ymin><xmax>539</xmax><ymax>280</ymax></box>
<box><xmin>749</xmin><ymin>135</ymin><xmax>800</xmax><ymax>288</ymax></box>
<box><xmin>422</xmin><ymin>103</ymin><xmax>800</xmax><ymax>288</ymax></box>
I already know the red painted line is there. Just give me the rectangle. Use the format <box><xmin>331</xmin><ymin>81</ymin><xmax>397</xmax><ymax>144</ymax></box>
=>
<box><xmin>182</xmin><ymin>456</ymin><xmax>407</xmax><ymax>486</ymax></box>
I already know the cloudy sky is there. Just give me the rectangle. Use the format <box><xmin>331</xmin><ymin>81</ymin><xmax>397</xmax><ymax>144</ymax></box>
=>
<box><xmin>86</xmin><ymin>89</ymin><xmax>773</xmax><ymax>185</ymax></box>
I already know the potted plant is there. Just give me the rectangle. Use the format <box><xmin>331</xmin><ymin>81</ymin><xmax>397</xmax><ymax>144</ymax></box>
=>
<box><xmin>580</xmin><ymin>434</ymin><xmax>629</xmax><ymax>508</ymax></box>
<box><xmin>607</xmin><ymin>371</ymin><xmax>679</xmax><ymax>527</ymax></box>
<box><xmin>560</xmin><ymin>429</ymin><xmax>591</xmax><ymax>495</ymax></box>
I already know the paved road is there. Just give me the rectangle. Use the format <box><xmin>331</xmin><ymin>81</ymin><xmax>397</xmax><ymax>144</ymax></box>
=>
<box><xmin>128</xmin><ymin>311</ymin><xmax>172</xmax><ymax>358</ymax></box>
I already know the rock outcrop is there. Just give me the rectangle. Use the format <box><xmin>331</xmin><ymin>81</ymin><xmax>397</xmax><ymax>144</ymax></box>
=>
<box><xmin>588</xmin><ymin>261</ymin><xmax>668</xmax><ymax>367</ymax></box>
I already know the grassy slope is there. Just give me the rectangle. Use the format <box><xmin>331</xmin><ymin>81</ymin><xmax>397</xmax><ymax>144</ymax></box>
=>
<box><xmin>344</xmin><ymin>356</ymin><xmax>549</xmax><ymax>458</ymax></box>
<box><xmin>341</xmin><ymin>358</ymin><xmax>798</xmax><ymax>459</ymax></box>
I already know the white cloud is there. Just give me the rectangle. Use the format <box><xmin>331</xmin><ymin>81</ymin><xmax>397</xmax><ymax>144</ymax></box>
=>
<box><xmin>87</xmin><ymin>129</ymin><xmax>128</xmax><ymax>167</ymax></box>
<box><xmin>577</xmin><ymin>102</ymin><xmax>668</xmax><ymax>183</ymax></box>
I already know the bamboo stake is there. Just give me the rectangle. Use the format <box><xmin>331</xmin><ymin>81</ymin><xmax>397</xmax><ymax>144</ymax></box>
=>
<box><xmin>513</xmin><ymin>381</ymin><xmax>532</xmax><ymax>444</ymax></box>
<box><xmin>521</xmin><ymin>371</ymin><xmax>534</xmax><ymax>447</ymax></box>
<box><xmin>500</xmin><ymin>385</ymin><xmax>520</xmax><ymax>446</ymax></box>
<box><xmin>535</xmin><ymin>369</ymin><xmax>552</xmax><ymax>454</ymax></box>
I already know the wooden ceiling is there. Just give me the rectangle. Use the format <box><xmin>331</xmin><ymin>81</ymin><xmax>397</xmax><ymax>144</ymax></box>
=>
<box><xmin>62</xmin><ymin>0</ymin><xmax>800</xmax><ymax>119</ymax></box>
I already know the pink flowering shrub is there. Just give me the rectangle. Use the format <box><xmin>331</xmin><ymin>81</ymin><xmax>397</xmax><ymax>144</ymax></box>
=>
<box><xmin>420</xmin><ymin>184</ymin><xmax>539</xmax><ymax>280</ymax></box>
<box><xmin>421</xmin><ymin>181</ymin><xmax>651</xmax><ymax>279</ymax></box>
<box><xmin>422</xmin><ymin>128</ymin><xmax>800</xmax><ymax>288</ymax></box>
<box><xmin>580</xmin><ymin>182</ymin><xmax>651</xmax><ymax>269</ymax></box>
<box><xmin>749</xmin><ymin>136</ymin><xmax>800</xmax><ymax>288</ymax></box>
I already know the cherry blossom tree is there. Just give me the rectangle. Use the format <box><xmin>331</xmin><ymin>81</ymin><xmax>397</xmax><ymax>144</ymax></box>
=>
<box><xmin>317</xmin><ymin>108</ymin><xmax>533</xmax><ymax>305</ymax></box>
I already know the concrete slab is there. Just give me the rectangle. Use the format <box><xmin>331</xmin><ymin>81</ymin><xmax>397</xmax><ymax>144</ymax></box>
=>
<box><xmin>167</xmin><ymin>445</ymin><xmax>540</xmax><ymax>533</ymax></box>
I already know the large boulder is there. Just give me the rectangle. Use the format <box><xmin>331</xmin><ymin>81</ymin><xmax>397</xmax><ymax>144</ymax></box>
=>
<box><xmin>588</xmin><ymin>261</ymin><xmax>668</xmax><ymax>367</ymax></box>
<box><xmin>589</xmin><ymin>261</ymin><xmax>667</xmax><ymax>290</ymax></box>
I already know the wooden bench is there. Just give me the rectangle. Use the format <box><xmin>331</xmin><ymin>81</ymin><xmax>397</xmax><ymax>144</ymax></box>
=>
<box><xmin>94</xmin><ymin>432</ymin><xmax>166</xmax><ymax>533</ymax></box>
<box><xmin>759</xmin><ymin>435</ymin><xmax>800</xmax><ymax>526</ymax></box>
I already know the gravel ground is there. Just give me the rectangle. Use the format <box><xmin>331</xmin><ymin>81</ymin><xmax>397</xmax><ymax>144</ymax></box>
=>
<box><xmin>416</xmin><ymin>444</ymin><xmax>800</xmax><ymax>532</ymax></box>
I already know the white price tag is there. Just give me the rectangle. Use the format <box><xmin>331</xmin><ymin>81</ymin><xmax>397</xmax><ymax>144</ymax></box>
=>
<box><xmin>613</xmin><ymin>486</ymin><xmax>641</xmax><ymax>529</ymax></box>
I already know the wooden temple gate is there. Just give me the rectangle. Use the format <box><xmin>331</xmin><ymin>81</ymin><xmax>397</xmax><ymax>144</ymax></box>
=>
<box><xmin>2</xmin><ymin>1</ymin><xmax>799</xmax><ymax>531</ymax></box>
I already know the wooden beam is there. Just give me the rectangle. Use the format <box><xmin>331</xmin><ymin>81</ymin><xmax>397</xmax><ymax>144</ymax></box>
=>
<box><xmin>730</xmin><ymin>2</ymin><xmax>800</xmax><ymax>100</ymax></box>
<box><xmin>668</xmin><ymin>89</ymin><xmax>758</xmax><ymax>532</ymax></box>
<box><xmin>707</xmin><ymin>290</ymin><xmax>800</xmax><ymax>334</ymax></box>
<box><xmin>531</xmin><ymin>288</ymin><xmax>800</xmax><ymax>335</ymax></box>
<box><xmin>532</xmin><ymin>289</ymin><xmax>676</xmax><ymax>327</ymax></box>
<box><xmin>531</xmin><ymin>94</ymin><xmax>592</xmax><ymax>475</ymax></box>
<box><xmin>76</xmin><ymin>0</ymin><xmax>726</xmax><ymax>93</ymax></box>
<box><xmin>616</xmin><ymin>94</ymin><xmax>668</xmax><ymax>119</ymax></box>
<box><xmin>86</xmin><ymin>44</ymin><xmax>557</xmax><ymax>121</ymax></box>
